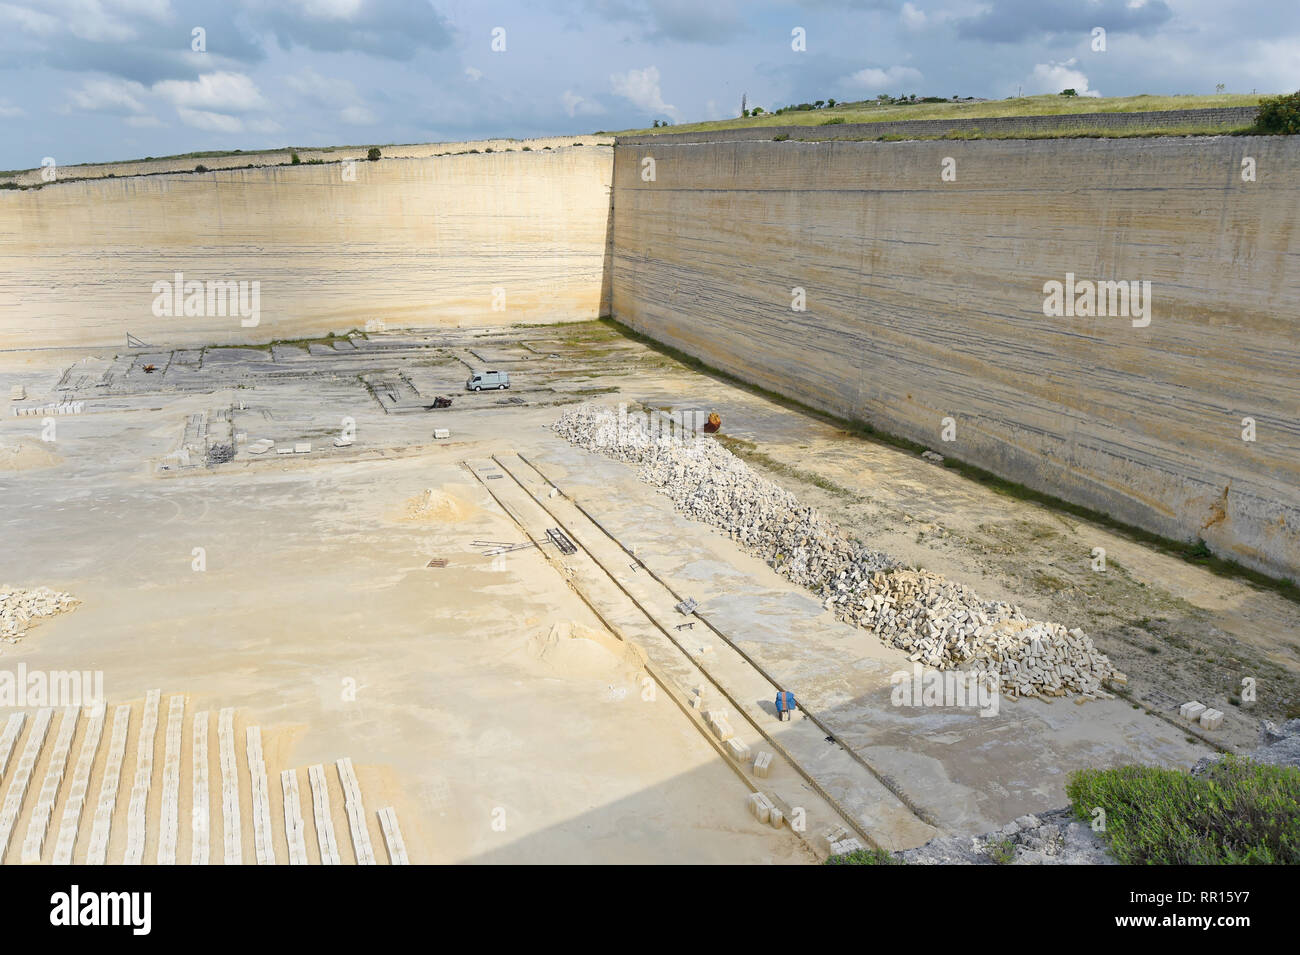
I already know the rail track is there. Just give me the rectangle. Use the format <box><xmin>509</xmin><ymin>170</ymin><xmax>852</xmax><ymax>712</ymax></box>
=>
<box><xmin>467</xmin><ymin>451</ymin><xmax>940</xmax><ymax>853</ymax></box>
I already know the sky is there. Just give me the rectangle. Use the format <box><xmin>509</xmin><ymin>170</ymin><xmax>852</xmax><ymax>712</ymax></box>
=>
<box><xmin>0</xmin><ymin>0</ymin><xmax>1297</xmax><ymax>169</ymax></box>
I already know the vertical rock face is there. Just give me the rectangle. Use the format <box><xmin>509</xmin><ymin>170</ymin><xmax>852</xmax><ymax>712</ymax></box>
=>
<box><xmin>611</xmin><ymin>137</ymin><xmax>1300</xmax><ymax>581</ymax></box>
<box><xmin>0</xmin><ymin>145</ymin><xmax>614</xmax><ymax>348</ymax></box>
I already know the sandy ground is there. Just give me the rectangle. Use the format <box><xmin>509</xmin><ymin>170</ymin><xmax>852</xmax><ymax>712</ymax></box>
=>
<box><xmin>0</xmin><ymin>321</ymin><xmax>1294</xmax><ymax>862</ymax></box>
<box><xmin>0</xmin><ymin>339</ymin><xmax>814</xmax><ymax>863</ymax></box>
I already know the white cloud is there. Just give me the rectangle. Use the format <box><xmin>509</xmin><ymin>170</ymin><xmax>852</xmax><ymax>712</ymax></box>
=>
<box><xmin>286</xmin><ymin>0</ymin><xmax>366</xmax><ymax>18</ymax></box>
<box><xmin>1244</xmin><ymin>37</ymin><xmax>1300</xmax><ymax>89</ymax></box>
<box><xmin>842</xmin><ymin>65</ymin><xmax>924</xmax><ymax>92</ymax></box>
<box><xmin>68</xmin><ymin>78</ymin><xmax>149</xmax><ymax>114</ymax></box>
<box><xmin>464</xmin><ymin>66</ymin><xmax>483</xmax><ymax>82</ymax></box>
<box><xmin>901</xmin><ymin>3</ymin><xmax>927</xmax><ymax>28</ymax></box>
<box><xmin>0</xmin><ymin>99</ymin><xmax>24</xmax><ymax>118</ymax></box>
<box><xmin>176</xmin><ymin>108</ymin><xmax>245</xmax><ymax>132</ymax></box>
<box><xmin>562</xmin><ymin>90</ymin><xmax>603</xmax><ymax>118</ymax></box>
<box><xmin>154</xmin><ymin>72</ymin><xmax>269</xmax><ymax>113</ymax></box>
<box><xmin>125</xmin><ymin>114</ymin><xmax>164</xmax><ymax>128</ymax></box>
<box><xmin>1026</xmin><ymin>59</ymin><xmax>1101</xmax><ymax>97</ymax></box>
<box><xmin>609</xmin><ymin>65</ymin><xmax>677</xmax><ymax>119</ymax></box>
<box><xmin>286</xmin><ymin>67</ymin><xmax>354</xmax><ymax>105</ymax></box>
<box><xmin>340</xmin><ymin>104</ymin><xmax>376</xmax><ymax>124</ymax></box>
<box><xmin>0</xmin><ymin>2</ymin><xmax>60</xmax><ymax>36</ymax></box>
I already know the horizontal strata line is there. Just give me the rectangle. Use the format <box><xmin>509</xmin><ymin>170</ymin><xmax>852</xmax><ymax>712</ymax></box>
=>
<box><xmin>611</xmin><ymin>185</ymin><xmax>1240</xmax><ymax>196</ymax></box>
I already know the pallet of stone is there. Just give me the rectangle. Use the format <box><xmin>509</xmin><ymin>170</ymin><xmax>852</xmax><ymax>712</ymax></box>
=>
<box><xmin>218</xmin><ymin>708</ymin><xmax>242</xmax><ymax>865</ymax></box>
<box><xmin>246</xmin><ymin>727</ymin><xmax>276</xmax><ymax>864</ymax></box>
<box><xmin>336</xmin><ymin>757</ymin><xmax>376</xmax><ymax>865</ymax></box>
<box><xmin>308</xmin><ymin>763</ymin><xmax>342</xmax><ymax>865</ymax></box>
<box><xmin>281</xmin><ymin>769</ymin><xmax>309</xmax><ymax>865</ymax></box>
<box><xmin>0</xmin><ymin>708</ymin><xmax>53</xmax><ymax>860</ymax></box>
<box><xmin>0</xmin><ymin>712</ymin><xmax>25</xmax><ymax>779</ymax></box>
<box><xmin>1180</xmin><ymin>701</ymin><xmax>1207</xmax><ymax>722</ymax></box>
<box><xmin>725</xmin><ymin>737</ymin><xmax>751</xmax><ymax>763</ymax></box>
<box><xmin>1200</xmin><ymin>709</ymin><xmax>1224</xmax><ymax>731</ymax></box>
<box><xmin>747</xmin><ymin>791</ymin><xmax>772</xmax><ymax>825</ymax></box>
<box><xmin>157</xmin><ymin>695</ymin><xmax>185</xmax><ymax>865</ymax></box>
<box><xmin>746</xmin><ymin>791</ymin><xmax>783</xmax><ymax>828</ymax></box>
<box><xmin>124</xmin><ymin>689</ymin><xmax>161</xmax><ymax>865</ymax></box>
<box><xmin>21</xmin><ymin>706</ymin><xmax>79</xmax><ymax>862</ymax></box>
<box><xmin>52</xmin><ymin>707</ymin><xmax>105</xmax><ymax>864</ymax></box>
<box><xmin>191</xmin><ymin>711</ymin><xmax>210</xmax><ymax>865</ymax></box>
<box><xmin>86</xmin><ymin>705</ymin><xmax>131</xmax><ymax>864</ymax></box>
<box><xmin>377</xmin><ymin>807</ymin><xmax>409</xmax><ymax>865</ymax></box>
<box><xmin>705</xmin><ymin>709</ymin><xmax>735</xmax><ymax>742</ymax></box>
<box><xmin>753</xmin><ymin>751</ymin><xmax>773</xmax><ymax>778</ymax></box>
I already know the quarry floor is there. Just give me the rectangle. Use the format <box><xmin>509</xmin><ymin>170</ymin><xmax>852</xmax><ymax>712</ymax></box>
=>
<box><xmin>1</xmin><ymin>320</ymin><xmax>1295</xmax><ymax>864</ymax></box>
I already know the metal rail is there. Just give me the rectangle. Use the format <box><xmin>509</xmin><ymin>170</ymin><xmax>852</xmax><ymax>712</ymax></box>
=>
<box><xmin>490</xmin><ymin>453</ymin><xmax>889</xmax><ymax>850</ymax></box>
<box><xmin>514</xmin><ymin>450</ymin><xmax>941</xmax><ymax>830</ymax></box>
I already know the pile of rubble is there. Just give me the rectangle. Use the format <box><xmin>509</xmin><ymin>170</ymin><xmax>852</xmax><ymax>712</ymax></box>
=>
<box><xmin>889</xmin><ymin>808</ymin><xmax>1117</xmax><ymax>865</ymax></box>
<box><xmin>0</xmin><ymin>586</ymin><xmax>79</xmax><ymax>644</ymax></box>
<box><xmin>553</xmin><ymin>403</ymin><xmax>1118</xmax><ymax>701</ymax></box>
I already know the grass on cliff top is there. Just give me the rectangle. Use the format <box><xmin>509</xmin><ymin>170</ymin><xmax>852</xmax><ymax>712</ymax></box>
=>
<box><xmin>612</xmin><ymin>92</ymin><xmax>1265</xmax><ymax>137</ymax></box>
<box><xmin>1066</xmin><ymin>757</ymin><xmax>1300</xmax><ymax>864</ymax></box>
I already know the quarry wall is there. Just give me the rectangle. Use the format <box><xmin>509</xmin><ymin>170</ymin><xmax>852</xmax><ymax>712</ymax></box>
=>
<box><xmin>0</xmin><ymin>142</ymin><xmax>613</xmax><ymax>348</ymax></box>
<box><xmin>610</xmin><ymin>136</ymin><xmax>1300</xmax><ymax>580</ymax></box>
<box><xmin>5</xmin><ymin>127</ymin><xmax>1298</xmax><ymax>580</ymax></box>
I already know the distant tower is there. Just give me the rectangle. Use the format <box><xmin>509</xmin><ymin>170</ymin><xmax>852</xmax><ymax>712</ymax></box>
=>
<box><xmin>741</xmin><ymin>92</ymin><xmax>747</xmax><ymax>117</ymax></box>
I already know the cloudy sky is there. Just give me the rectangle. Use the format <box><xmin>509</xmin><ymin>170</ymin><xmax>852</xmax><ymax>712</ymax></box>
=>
<box><xmin>1</xmin><ymin>0</ymin><xmax>1296</xmax><ymax>169</ymax></box>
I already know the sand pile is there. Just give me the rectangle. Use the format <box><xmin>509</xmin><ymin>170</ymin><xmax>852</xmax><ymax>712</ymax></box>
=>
<box><xmin>0</xmin><ymin>586</ymin><xmax>79</xmax><ymax>643</ymax></box>
<box><xmin>0</xmin><ymin>438</ymin><xmax>62</xmax><ymax>471</ymax></box>
<box><xmin>528</xmin><ymin>621</ymin><xmax>646</xmax><ymax>678</ymax></box>
<box><xmin>553</xmin><ymin>403</ymin><xmax>1118</xmax><ymax>701</ymax></box>
<box><xmin>401</xmin><ymin>487</ymin><xmax>476</xmax><ymax>523</ymax></box>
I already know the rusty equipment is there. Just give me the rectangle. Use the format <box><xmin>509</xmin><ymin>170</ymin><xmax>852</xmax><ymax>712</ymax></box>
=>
<box><xmin>703</xmin><ymin>412</ymin><xmax>721</xmax><ymax>433</ymax></box>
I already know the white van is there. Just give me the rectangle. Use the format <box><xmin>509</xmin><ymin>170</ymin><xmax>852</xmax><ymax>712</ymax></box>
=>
<box><xmin>466</xmin><ymin>370</ymin><xmax>509</xmax><ymax>391</ymax></box>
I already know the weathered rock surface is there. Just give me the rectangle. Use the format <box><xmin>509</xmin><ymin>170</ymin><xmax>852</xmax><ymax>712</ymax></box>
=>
<box><xmin>896</xmin><ymin>808</ymin><xmax>1117</xmax><ymax>865</ymax></box>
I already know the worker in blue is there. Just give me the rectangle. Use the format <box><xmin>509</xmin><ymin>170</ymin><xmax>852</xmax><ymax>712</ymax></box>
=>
<box><xmin>775</xmin><ymin>690</ymin><xmax>797</xmax><ymax>721</ymax></box>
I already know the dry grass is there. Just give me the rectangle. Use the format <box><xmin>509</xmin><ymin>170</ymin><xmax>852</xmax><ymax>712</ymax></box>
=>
<box><xmin>611</xmin><ymin>93</ymin><xmax>1264</xmax><ymax>137</ymax></box>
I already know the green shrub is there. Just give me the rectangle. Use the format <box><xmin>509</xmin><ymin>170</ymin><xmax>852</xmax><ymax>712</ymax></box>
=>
<box><xmin>367</xmin><ymin>147</ymin><xmax>381</xmax><ymax>161</ymax></box>
<box><xmin>1255</xmin><ymin>91</ymin><xmax>1300</xmax><ymax>134</ymax></box>
<box><xmin>772</xmin><ymin>134</ymin><xmax>790</xmax><ymax>141</ymax></box>
<box><xmin>291</xmin><ymin>152</ymin><xmax>301</xmax><ymax>164</ymax></box>
<box><xmin>194</xmin><ymin>164</ymin><xmax>208</xmax><ymax>173</ymax></box>
<box><xmin>1066</xmin><ymin>756</ymin><xmax>1300</xmax><ymax>864</ymax></box>
<box><xmin>821</xmin><ymin>117</ymin><xmax>846</xmax><ymax>125</ymax></box>
<box><xmin>986</xmin><ymin>838</ymin><xmax>1017</xmax><ymax>864</ymax></box>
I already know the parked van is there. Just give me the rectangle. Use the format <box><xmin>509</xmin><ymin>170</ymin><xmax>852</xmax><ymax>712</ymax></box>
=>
<box><xmin>466</xmin><ymin>370</ymin><xmax>509</xmax><ymax>391</ymax></box>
